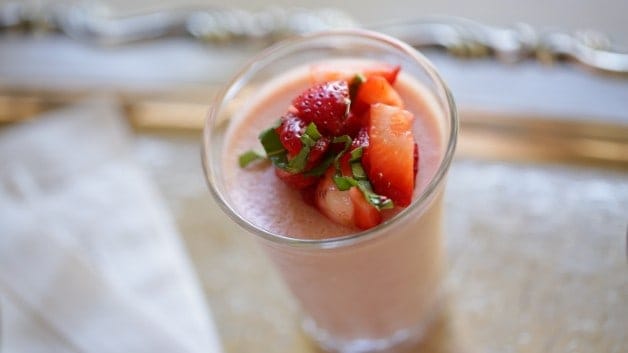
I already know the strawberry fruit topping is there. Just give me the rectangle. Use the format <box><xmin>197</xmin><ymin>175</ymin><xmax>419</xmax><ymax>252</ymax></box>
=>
<box><xmin>275</xmin><ymin>167</ymin><xmax>319</xmax><ymax>189</ymax></box>
<box><xmin>310</xmin><ymin>62</ymin><xmax>401</xmax><ymax>85</ymax></box>
<box><xmin>315</xmin><ymin>167</ymin><xmax>355</xmax><ymax>228</ymax></box>
<box><xmin>292</xmin><ymin>80</ymin><xmax>350</xmax><ymax>136</ymax></box>
<box><xmin>314</xmin><ymin>167</ymin><xmax>382</xmax><ymax>230</ymax></box>
<box><xmin>356</xmin><ymin>75</ymin><xmax>404</xmax><ymax>109</ymax></box>
<box><xmin>240</xmin><ymin>63</ymin><xmax>418</xmax><ymax>230</ymax></box>
<box><xmin>363</xmin><ymin>103</ymin><xmax>415</xmax><ymax>207</ymax></box>
<box><xmin>276</xmin><ymin>113</ymin><xmax>306</xmax><ymax>157</ymax></box>
<box><xmin>349</xmin><ymin>187</ymin><xmax>382</xmax><ymax>230</ymax></box>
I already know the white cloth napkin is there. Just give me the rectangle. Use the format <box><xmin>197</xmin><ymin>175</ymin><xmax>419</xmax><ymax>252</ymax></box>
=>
<box><xmin>0</xmin><ymin>99</ymin><xmax>223</xmax><ymax>353</ymax></box>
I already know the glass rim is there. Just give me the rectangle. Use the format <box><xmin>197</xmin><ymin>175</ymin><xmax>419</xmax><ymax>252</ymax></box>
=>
<box><xmin>202</xmin><ymin>29</ymin><xmax>458</xmax><ymax>250</ymax></box>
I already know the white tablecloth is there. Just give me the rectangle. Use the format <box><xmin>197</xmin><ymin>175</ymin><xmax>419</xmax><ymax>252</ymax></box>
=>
<box><xmin>0</xmin><ymin>98</ymin><xmax>223</xmax><ymax>353</ymax></box>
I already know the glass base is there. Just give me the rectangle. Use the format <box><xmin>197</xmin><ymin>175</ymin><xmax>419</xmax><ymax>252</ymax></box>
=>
<box><xmin>301</xmin><ymin>295</ymin><xmax>443</xmax><ymax>353</ymax></box>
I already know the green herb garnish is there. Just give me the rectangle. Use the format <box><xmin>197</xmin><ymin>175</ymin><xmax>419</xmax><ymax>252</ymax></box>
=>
<box><xmin>304</xmin><ymin>154</ymin><xmax>335</xmax><ymax>176</ymax></box>
<box><xmin>329</xmin><ymin>143</ymin><xmax>394</xmax><ymax>210</ymax></box>
<box><xmin>357</xmin><ymin>180</ymin><xmax>394</xmax><ymax>210</ymax></box>
<box><xmin>285</xmin><ymin>122</ymin><xmax>322</xmax><ymax>173</ymax></box>
<box><xmin>258</xmin><ymin>126</ymin><xmax>289</xmax><ymax>169</ymax></box>
<box><xmin>238</xmin><ymin>150</ymin><xmax>265</xmax><ymax>168</ymax></box>
<box><xmin>331</xmin><ymin>135</ymin><xmax>352</xmax><ymax>172</ymax></box>
<box><xmin>241</xmin><ymin>121</ymin><xmax>323</xmax><ymax>174</ymax></box>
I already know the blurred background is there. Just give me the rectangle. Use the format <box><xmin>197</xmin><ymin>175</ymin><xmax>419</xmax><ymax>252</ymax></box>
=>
<box><xmin>1</xmin><ymin>1</ymin><xmax>627</xmax><ymax>353</ymax></box>
<box><xmin>76</xmin><ymin>0</ymin><xmax>628</xmax><ymax>42</ymax></box>
<box><xmin>2</xmin><ymin>0</ymin><xmax>628</xmax><ymax>124</ymax></box>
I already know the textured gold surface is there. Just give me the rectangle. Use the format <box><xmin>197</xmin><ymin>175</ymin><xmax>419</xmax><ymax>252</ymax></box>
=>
<box><xmin>133</xmin><ymin>130</ymin><xmax>627</xmax><ymax>353</ymax></box>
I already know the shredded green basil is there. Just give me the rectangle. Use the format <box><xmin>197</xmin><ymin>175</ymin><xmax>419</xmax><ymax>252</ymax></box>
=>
<box><xmin>258</xmin><ymin>127</ymin><xmax>289</xmax><ymax>169</ymax></box>
<box><xmin>238</xmin><ymin>150</ymin><xmax>265</xmax><ymax>168</ymax></box>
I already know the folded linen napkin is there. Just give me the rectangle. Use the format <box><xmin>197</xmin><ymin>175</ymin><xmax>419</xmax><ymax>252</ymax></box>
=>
<box><xmin>0</xmin><ymin>99</ymin><xmax>223</xmax><ymax>353</ymax></box>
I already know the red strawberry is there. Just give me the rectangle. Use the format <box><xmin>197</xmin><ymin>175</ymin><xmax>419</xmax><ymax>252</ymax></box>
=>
<box><xmin>355</xmin><ymin>76</ymin><xmax>404</xmax><ymax>110</ymax></box>
<box><xmin>315</xmin><ymin>165</ymin><xmax>382</xmax><ymax>230</ymax></box>
<box><xmin>349</xmin><ymin>187</ymin><xmax>381</xmax><ymax>230</ymax></box>
<box><xmin>352</xmin><ymin>127</ymin><xmax>370</xmax><ymax>150</ymax></box>
<box><xmin>300</xmin><ymin>184</ymin><xmax>318</xmax><ymax>207</ymax></box>
<box><xmin>276</xmin><ymin>113</ymin><xmax>306</xmax><ymax>157</ymax></box>
<box><xmin>363</xmin><ymin>103</ymin><xmax>415</xmax><ymax>207</ymax></box>
<box><xmin>306</xmin><ymin>136</ymin><xmax>331</xmax><ymax>170</ymax></box>
<box><xmin>310</xmin><ymin>63</ymin><xmax>401</xmax><ymax>84</ymax></box>
<box><xmin>342</xmin><ymin>110</ymin><xmax>363</xmax><ymax>137</ymax></box>
<box><xmin>413</xmin><ymin>142</ymin><xmax>419</xmax><ymax>180</ymax></box>
<box><xmin>363</xmin><ymin>64</ymin><xmax>401</xmax><ymax>84</ymax></box>
<box><xmin>292</xmin><ymin>80</ymin><xmax>350</xmax><ymax>136</ymax></box>
<box><xmin>275</xmin><ymin>168</ymin><xmax>318</xmax><ymax>189</ymax></box>
<box><xmin>315</xmin><ymin>167</ymin><xmax>354</xmax><ymax>228</ymax></box>
<box><xmin>276</xmin><ymin>113</ymin><xmax>331</xmax><ymax>168</ymax></box>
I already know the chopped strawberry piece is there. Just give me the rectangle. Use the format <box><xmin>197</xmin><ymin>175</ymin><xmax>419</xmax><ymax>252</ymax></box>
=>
<box><xmin>300</xmin><ymin>184</ymin><xmax>318</xmax><ymax>207</ymax></box>
<box><xmin>276</xmin><ymin>113</ymin><xmax>306</xmax><ymax>157</ymax></box>
<box><xmin>366</xmin><ymin>65</ymin><xmax>401</xmax><ymax>85</ymax></box>
<box><xmin>363</xmin><ymin>103</ymin><xmax>416</xmax><ymax>207</ymax></box>
<box><xmin>338</xmin><ymin>152</ymin><xmax>352</xmax><ymax>176</ymax></box>
<box><xmin>342</xmin><ymin>110</ymin><xmax>363</xmax><ymax>137</ymax></box>
<box><xmin>315</xmin><ymin>168</ymin><xmax>354</xmax><ymax>228</ymax></box>
<box><xmin>413</xmin><ymin>142</ymin><xmax>419</xmax><ymax>180</ymax></box>
<box><xmin>314</xmin><ymin>165</ymin><xmax>382</xmax><ymax>230</ymax></box>
<box><xmin>310</xmin><ymin>62</ymin><xmax>401</xmax><ymax>84</ymax></box>
<box><xmin>275</xmin><ymin>168</ymin><xmax>318</xmax><ymax>189</ymax></box>
<box><xmin>352</xmin><ymin>127</ymin><xmax>370</xmax><ymax>150</ymax></box>
<box><xmin>355</xmin><ymin>76</ymin><xmax>404</xmax><ymax>109</ymax></box>
<box><xmin>364</xmin><ymin>64</ymin><xmax>401</xmax><ymax>84</ymax></box>
<box><xmin>276</xmin><ymin>113</ymin><xmax>331</xmax><ymax>168</ymax></box>
<box><xmin>306</xmin><ymin>136</ymin><xmax>331</xmax><ymax>170</ymax></box>
<box><xmin>349</xmin><ymin>188</ymin><xmax>382</xmax><ymax>230</ymax></box>
<box><xmin>292</xmin><ymin>80</ymin><xmax>350</xmax><ymax>136</ymax></box>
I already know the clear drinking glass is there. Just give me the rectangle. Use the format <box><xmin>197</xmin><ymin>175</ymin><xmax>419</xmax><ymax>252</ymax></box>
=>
<box><xmin>202</xmin><ymin>29</ymin><xmax>458</xmax><ymax>353</ymax></box>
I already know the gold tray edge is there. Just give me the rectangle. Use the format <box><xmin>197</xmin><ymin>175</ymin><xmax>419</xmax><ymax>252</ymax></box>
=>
<box><xmin>1</xmin><ymin>92</ymin><xmax>627</xmax><ymax>170</ymax></box>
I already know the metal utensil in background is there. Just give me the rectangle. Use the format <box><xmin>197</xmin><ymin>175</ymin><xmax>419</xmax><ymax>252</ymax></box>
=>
<box><xmin>1</xmin><ymin>2</ymin><xmax>627</xmax><ymax>75</ymax></box>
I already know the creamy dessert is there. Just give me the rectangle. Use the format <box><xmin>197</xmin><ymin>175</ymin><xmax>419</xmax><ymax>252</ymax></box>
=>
<box><xmin>220</xmin><ymin>59</ymin><xmax>448</xmax><ymax>348</ymax></box>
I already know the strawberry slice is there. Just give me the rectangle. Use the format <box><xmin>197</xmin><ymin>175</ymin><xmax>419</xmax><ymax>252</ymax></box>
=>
<box><xmin>363</xmin><ymin>103</ymin><xmax>416</xmax><ymax>207</ymax></box>
<box><xmin>363</xmin><ymin>64</ymin><xmax>401</xmax><ymax>84</ymax></box>
<box><xmin>315</xmin><ymin>168</ymin><xmax>354</xmax><ymax>228</ymax></box>
<box><xmin>352</xmin><ymin>127</ymin><xmax>370</xmax><ymax>150</ymax></box>
<box><xmin>355</xmin><ymin>76</ymin><xmax>404</xmax><ymax>111</ymax></box>
<box><xmin>292</xmin><ymin>80</ymin><xmax>350</xmax><ymax>136</ymax></box>
<box><xmin>310</xmin><ymin>63</ymin><xmax>401</xmax><ymax>84</ymax></box>
<box><xmin>341</xmin><ymin>110</ymin><xmax>363</xmax><ymax>137</ymax></box>
<box><xmin>349</xmin><ymin>187</ymin><xmax>382</xmax><ymax>230</ymax></box>
<box><xmin>314</xmin><ymin>167</ymin><xmax>382</xmax><ymax>229</ymax></box>
<box><xmin>275</xmin><ymin>168</ymin><xmax>318</xmax><ymax>189</ymax></box>
<box><xmin>315</xmin><ymin>162</ymin><xmax>383</xmax><ymax>230</ymax></box>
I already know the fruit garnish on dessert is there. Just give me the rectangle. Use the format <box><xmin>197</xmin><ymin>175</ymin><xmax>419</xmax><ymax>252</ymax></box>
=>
<box><xmin>309</xmin><ymin>62</ymin><xmax>400</xmax><ymax>85</ymax></box>
<box><xmin>364</xmin><ymin>104</ymin><xmax>415</xmax><ymax>207</ymax></box>
<box><xmin>239</xmin><ymin>63</ymin><xmax>417</xmax><ymax>230</ymax></box>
